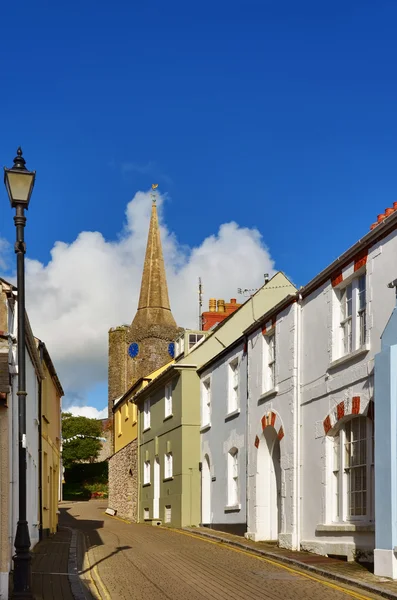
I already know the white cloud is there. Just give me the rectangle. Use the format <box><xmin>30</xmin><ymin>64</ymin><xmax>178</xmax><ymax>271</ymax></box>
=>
<box><xmin>65</xmin><ymin>405</ymin><xmax>108</xmax><ymax>420</ymax></box>
<box><xmin>21</xmin><ymin>190</ymin><xmax>275</xmax><ymax>411</ymax></box>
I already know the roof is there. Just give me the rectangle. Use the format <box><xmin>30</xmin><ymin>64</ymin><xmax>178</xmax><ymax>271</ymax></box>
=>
<box><xmin>113</xmin><ymin>360</ymin><xmax>175</xmax><ymax>410</ymax></box>
<box><xmin>36</xmin><ymin>339</ymin><xmax>64</xmax><ymax>397</ymax></box>
<box><xmin>133</xmin><ymin>361</ymin><xmax>197</xmax><ymax>404</ymax></box>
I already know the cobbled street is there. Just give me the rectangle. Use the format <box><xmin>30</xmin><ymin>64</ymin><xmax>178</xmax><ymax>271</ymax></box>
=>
<box><xmin>60</xmin><ymin>500</ymin><xmax>383</xmax><ymax>600</ymax></box>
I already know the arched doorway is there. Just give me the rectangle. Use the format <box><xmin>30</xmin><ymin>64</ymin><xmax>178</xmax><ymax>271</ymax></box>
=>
<box><xmin>255</xmin><ymin>426</ymin><xmax>281</xmax><ymax>540</ymax></box>
<box><xmin>202</xmin><ymin>454</ymin><xmax>211</xmax><ymax>525</ymax></box>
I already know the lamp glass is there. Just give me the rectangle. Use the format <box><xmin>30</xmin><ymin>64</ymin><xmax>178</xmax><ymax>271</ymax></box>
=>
<box><xmin>5</xmin><ymin>170</ymin><xmax>35</xmax><ymax>206</ymax></box>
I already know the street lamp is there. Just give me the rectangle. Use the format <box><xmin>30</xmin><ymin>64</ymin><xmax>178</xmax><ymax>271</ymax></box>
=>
<box><xmin>4</xmin><ymin>147</ymin><xmax>35</xmax><ymax>599</ymax></box>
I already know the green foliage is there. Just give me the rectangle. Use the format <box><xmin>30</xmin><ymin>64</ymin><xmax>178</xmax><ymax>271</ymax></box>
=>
<box><xmin>62</xmin><ymin>413</ymin><xmax>103</xmax><ymax>468</ymax></box>
<box><xmin>65</xmin><ymin>461</ymin><xmax>108</xmax><ymax>484</ymax></box>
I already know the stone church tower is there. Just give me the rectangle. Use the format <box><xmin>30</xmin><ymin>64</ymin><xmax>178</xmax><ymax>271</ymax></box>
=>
<box><xmin>108</xmin><ymin>194</ymin><xmax>182</xmax><ymax>429</ymax></box>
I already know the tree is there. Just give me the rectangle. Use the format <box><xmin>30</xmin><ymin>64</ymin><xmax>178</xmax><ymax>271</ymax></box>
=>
<box><xmin>62</xmin><ymin>413</ymin><xmax>103</xmax><ymax>469</ymax></box>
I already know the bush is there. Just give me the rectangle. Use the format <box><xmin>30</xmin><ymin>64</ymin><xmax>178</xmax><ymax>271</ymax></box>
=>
<box><xmin>65</xmin><ymin>461</ymin><xmax>108</xmax><ymax>485</ymax></box>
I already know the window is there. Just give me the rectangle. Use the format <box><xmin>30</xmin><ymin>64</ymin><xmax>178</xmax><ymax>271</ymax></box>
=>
<box><xmin>117</xmin><ymin>409</ymin><xmax>122</xmax><ymax>436</ymax></box>
<box><xmin>143</xmin><ymin>460</ymin><xmax>151</xmax><ymax>485</ymax></box>
<box><xmin>228</xmin><ymin>358</ymin><xmax>239</xmax><ymax>413</ymax></box>
<box><xmin>164</xmin><ymin>505</ymin><xmax>171</xmax><ymax>523</ymax></box>
<box><xmin>330</xmin><ymin>416</ymin><xmax>373</xmax><ymax>522</ymax></box>
<box><xmin>337</xmin><ymin>274</ymin><xmax>367</xmax><ymax>358</ymax></box>
<box><xmin>263</xmin><ymin>333</ymin><xmax>276</xmax><ymax>392</ymax></box>
<box><xmin>228</xmin><ymin>449</ymin><xmax>239</xmax><ymax>507</ymax></box>
<box><xmin>201</xmin><ymin>378</ymin><xmax>211</xmax><ymax>426</ymax></box>
<box><xmin>143</xmin><ymin>398</ymin><xmax>151</xmax><ymax>430</ymax></box>
<box><xmin>164</xmin><ymin>452</ymin><xmax>173</xmax><ymax>479</ymax></box>
<box><xmin>188</xmin><ymin>333</ymin><xmax>205</xmax><ymax>351</ymax></box>
<box><xmin>165</xmin><ymin>383</ymin><xmax>173</xmax><ymax>418</ymax></box>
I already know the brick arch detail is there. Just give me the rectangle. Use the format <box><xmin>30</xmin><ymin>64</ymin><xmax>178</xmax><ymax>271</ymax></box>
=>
<box><xmin>254</xmin><ymin>410</ymin><xmax>285</xmax><ymax>449</ymax></box>
<box><xmin>323</xmin><ymin>396</ymin><xmax>374</xmax><ymax>436</ymax></box>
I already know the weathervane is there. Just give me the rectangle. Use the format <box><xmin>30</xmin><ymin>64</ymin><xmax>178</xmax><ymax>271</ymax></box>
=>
<box><xmin>151</xmin><ymin>183</ymin><xmax>159</xmax><ymax>203</ymax></box>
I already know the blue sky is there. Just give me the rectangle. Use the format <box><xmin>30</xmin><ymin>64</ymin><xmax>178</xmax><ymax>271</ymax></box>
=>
<box><xmin>1</xmin><ymin>1</ymin><xmax>396</xmax><ymax>414</ymax></box>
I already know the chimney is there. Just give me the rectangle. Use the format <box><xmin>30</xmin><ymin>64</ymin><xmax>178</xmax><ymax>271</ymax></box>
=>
<box><xmin>217</xmin><ymin>299</ymin><xmax>225</xmax><ymax>313</ymax></box>
<box><xmin>230</xmin><ymin>298</ymin><xmax>236</xmax><ymax>305</ymax></box>
<box><xmin>209</xmin><ymin>298</ymin><xmax>216</xmax><ymax>313</ymax></box>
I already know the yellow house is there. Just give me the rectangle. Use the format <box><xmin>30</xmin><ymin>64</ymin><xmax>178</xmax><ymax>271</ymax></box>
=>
<box><xmin>108</xmin><ymin>361</ymin><xmax>173</xmax><ymax>520</ymax></box>
<box><xmin>37</xmin><ymin>341</ymin><xmax>64</xmax><ymax>538</ymax></box>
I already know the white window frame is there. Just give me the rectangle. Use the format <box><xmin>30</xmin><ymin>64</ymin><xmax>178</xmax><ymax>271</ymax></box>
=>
<box><xmin>328</xmin><ymin>416</ymin><xmax>373</xmax><ymax>523</ymax></box>
<box><xmin>228</xmin><ymin>358</ymin><xmax>239</xmax><ymax>414</ymax></box>
<box><xmin>143</xmin><ymin>397</ymin><xmax>151</xmax><ymax>430</ymax></box>
<box><xmin>165</xmin><ymin>382</ymin><xmax>173</xmax><ymax>418</ymax></box>
<box><xmin>164</xmin><ymin>452</ymin><xmax>173</xmax><ymax>479</ymax></box>
<box><xmin>262</xmin><ymin>331</ymin><xmax>276</xmax><ymax>392</ymax></box>
<box><xmin>335</xmin><ymin>273</ymin><xmax>367</xmax><ymax>359</ymax></box>
<box><xmin>143</xmin><ymin>460</ymin><xmax>151</xmax><ymax>485</ymax></box>
<box><xmin>227</xmin><ymin>448</ymin><xmax>239</xmax><ymax>507</ymax></box>
<box><xmin>201</xmin><ymin>377</ymin><xmax>211</xmax><ymax>427</ymax></box>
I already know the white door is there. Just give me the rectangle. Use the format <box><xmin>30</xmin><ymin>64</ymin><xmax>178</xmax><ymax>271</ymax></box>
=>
<box><xmin>202</xmin><ymin>455</ymin><xmax>211</xmax><ymax>524</ymax></box>
<box><xmin>153</xmin><ymin>457</ymin><xmax>160</xmax><ymax>519</ymax></box>
<box><xmin>255</xmin><ymin>427</ymin><xmax>281</xmax><ymax>541</ymax></box>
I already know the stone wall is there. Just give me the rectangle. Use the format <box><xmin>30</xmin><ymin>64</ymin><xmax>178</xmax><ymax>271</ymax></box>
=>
<box><xmin>108</xmin><ymin>439</ymin><xmax>138</xmax><ymax>522</ymax></box>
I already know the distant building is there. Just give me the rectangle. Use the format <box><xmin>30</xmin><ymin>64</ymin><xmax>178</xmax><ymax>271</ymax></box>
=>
<box><xmin>107</xmin><ymin>196</ymin><xmax>182</xmax><ymax>521</ymax></box>
<box><xmin>201</xmin><ymin>298</ymin><xmax>241</xmax><ymax>331</ymax></box>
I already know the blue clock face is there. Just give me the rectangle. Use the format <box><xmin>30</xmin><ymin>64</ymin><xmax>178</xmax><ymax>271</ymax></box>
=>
<box><xmin>168</xmin><ymin>342</ymin><xmax>175</xmax><ymax>358</ymax></box>
<box><xmin>128</xmin><ymin>343</ymin><xmax>139</xmax><ymax>358</ymax></box>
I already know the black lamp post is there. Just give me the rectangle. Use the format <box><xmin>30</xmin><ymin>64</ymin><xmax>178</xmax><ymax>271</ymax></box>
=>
<box><xmin>4</xmin><ymin>148</ymin><xmax>35</xmax><ymax>599</ymax></box>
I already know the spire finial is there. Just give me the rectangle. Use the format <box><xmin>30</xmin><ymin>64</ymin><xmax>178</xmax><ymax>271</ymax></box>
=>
<box><xmin>151</xmin><ymin>183</ymin><xmax>158</xmax><ymax>204</ymax></box>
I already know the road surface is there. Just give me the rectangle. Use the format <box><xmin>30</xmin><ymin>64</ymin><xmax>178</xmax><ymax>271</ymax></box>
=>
<box><xmin>60</xmin><ymin>500</ymin><xmax>382</xmax><ymax>600</ymax></box>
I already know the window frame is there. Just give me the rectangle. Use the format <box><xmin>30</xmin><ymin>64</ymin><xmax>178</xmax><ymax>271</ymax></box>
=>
<box><xmin>228</xmin><ymin>357</ymin><xmax>239</xmax><ymax>414</ymax></box>
<box><xmin>328</xmin><ymin>415</ymin><xmax>373</xmax><ymax>524</ymax></box>
<box><xmin>143</xmin><ymin>460</ymin><xmax>151</xmax><ymax>485</ymax></box>
<box><xmin>227</xmin><ymin>448</ymin><xmax>239</xmax><ymax>507</ymax></box>
<box><xmin>201</xmin><ymin>377</ymin><xmax>211</xmax><ymax>428</ymax></box>
<box><xmin>164</xmin><ymin>452</ymin><xmax>173</xmax><ymax>479</ymax></box>
<box><xmin>262</xmin><ymin>330</ymin><xmax>276</xmax><ymax>393</ymax></box>
<box><xmin>335</xmin><ymin>272</ymin><xmax>367</xmax><ymax>360</ymax></box>
<box><xmin>143</xmin><ymin>397</ymin><xmax>151</xmax><ymax>431</ymax></box>
<box><xmin>165</xmin><ymin>382</ymin><xmax>173</xmax><ymax>419</ymax></box>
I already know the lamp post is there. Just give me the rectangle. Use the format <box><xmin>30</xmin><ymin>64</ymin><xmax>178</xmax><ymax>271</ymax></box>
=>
<box><xmin>4</xmin><ymin>148</ymin><xmax>35</xmax><ymax>599</ymax></box>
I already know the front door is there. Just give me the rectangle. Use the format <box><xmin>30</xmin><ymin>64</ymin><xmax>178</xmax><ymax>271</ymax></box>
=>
<box><xmin>153</xmin><ymin>457</ymin><xmax>160</xmax><ymax>519</ymax></box>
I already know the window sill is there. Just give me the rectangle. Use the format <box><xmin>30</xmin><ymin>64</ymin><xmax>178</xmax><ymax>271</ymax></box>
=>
<box><xmin>224</xmin><ymin>504</ymin><xmax>241</xmax><ymax>513</ymax></box>
<box><xmin>316</xmin><ymin>523</ymin><xmax>374</xmax><ymax>533</ymax></box>
<box><xmin>328</xmin><ymin>345</ymin><xmax>370</xmax><ymax>371</ymax></box>
<box><xmin>143</xmin><ymin>427</ymin><xmax>151</xmax><ymax>433</ymax></box>
<box><xmin>164</xmin><ymin>414</ymin><xmax>173</xmax><ymax>422</ymax></box>
<box><xmin>142</xmin><ymin>483</ymin><xmax>151</xmax><ymax>488</ymax></box>
<box><xmin>163</xmin><ymin>477</ymin><xmax>173</xmax><ymax>482</ymax></box>
<box><xmin>225</xmin><ymin>408</ymin><xmax>240</xmax><ymax>421</ymax></box>
<box><xmin>258</xmin><ymin>386</ymin><xmax>279</xmax><ymax>402</ymax></box>
<box><xmin>200</xmin><ymin>423</ymin><xmax>211</xmax><ymax>433</ymax></box>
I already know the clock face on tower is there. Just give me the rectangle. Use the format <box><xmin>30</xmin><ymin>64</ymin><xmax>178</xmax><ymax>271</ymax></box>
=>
<box><xmin>128</xmin><ymin>342</ymin><xmax>139</xmax><ymax>358</ymax></box>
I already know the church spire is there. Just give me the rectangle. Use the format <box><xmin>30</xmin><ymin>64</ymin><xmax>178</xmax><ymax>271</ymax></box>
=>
<box><xmin>131</xmin><ymin>185</ymin><xmax>177</xmax><ymax>328</ymax></box>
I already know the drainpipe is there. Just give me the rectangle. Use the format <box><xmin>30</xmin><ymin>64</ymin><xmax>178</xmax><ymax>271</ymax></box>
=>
<box><xmin>38</xmin><ymin>342</ymin><xmax>44</xmax><ymax>541</ymax></box>
<box><xmin>245</xmin><ymin>335</ymin><xmax>249</xmax><ymax>534</ymax></box>
<box><xmin>292</xmin><ymin>296</ymin><xmax>302</xmax><ymax>550</ymax></box>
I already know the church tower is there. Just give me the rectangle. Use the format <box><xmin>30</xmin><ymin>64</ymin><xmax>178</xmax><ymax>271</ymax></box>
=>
<box><xmin>108</xmin><ymin>187</ymin><xmax>182</xmax><ymax>425</ymax></box>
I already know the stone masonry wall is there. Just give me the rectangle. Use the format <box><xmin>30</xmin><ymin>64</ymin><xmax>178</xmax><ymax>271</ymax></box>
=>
<box><xmin>108</xmin><ymin>439</ymin><xmax>138</xmax><ymax>522</ymax></box>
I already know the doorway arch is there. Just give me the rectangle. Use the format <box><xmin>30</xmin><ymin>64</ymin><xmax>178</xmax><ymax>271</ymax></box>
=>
<box><xmin>255</xmin><ymin>426</ymin><xmax>282</xmax><ymax>541</ymax></box>
<box><xmin>202</xmin><ymin>454</ymin><xmax>211</xmax><ymax>525</ymax></box>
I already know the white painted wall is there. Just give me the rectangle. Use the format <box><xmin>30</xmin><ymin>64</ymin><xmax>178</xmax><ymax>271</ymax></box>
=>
<box><xmin>246</xmin><ymin>303</ymin><xmax>299</xmax><ymax>549</ymax></box>
<box><xmin>200</xmin><ymin>342</ymin><xmax>247</xmax><ymax>533</ymax></box>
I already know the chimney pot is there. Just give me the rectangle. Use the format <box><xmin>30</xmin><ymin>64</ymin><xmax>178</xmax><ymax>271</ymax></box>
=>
<box><xmin>209</xmin><ymin>298</ymin><xmax>216</xmax><ymax>312</ymax></box>
<box><xmin>377</xmin><ymin>214</ymin><xmax>386</xmax><ymax>223</ymax></box>
<box><xmin>217</xmin><ymin>299</ymin><xmax>225</xmax><ymax>313</ymax></box>
<box><xmin>230</xmin><ymin>298</ymin><xmax>236</xmax><ymax>304</ymax></box>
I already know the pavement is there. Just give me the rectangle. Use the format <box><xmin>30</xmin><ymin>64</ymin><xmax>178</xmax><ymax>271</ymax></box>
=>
<box><xmin>28</xmin><ymin>499</ymin><xmax>397</xmax><ymax>600</ymax></box>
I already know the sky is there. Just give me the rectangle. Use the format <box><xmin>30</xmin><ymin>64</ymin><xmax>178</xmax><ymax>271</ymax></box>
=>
<box><xmin>1</xmin><ymin>0</ymin><xmax>397</xmax><ymax>417</ymax></box>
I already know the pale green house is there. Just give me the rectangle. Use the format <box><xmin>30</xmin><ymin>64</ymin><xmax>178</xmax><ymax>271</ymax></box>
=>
<box><xmin>135</xmin><ymin>272</ymin><xmax>296</xmax><ymax>528</ymax></box>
